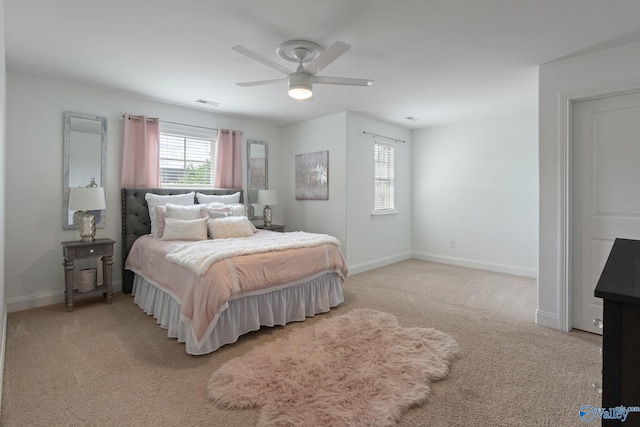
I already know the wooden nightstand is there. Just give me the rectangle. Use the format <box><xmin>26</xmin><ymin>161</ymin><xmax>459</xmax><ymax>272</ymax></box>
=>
<box><xmin>256</xmin><ymin>224</ymin><xmax>286</xmax><ymax>233</ymax></box>
<box><xmin>61</xmin><ymin>238</ymin><xmax>115</xmax><ymax>312</ymax></box>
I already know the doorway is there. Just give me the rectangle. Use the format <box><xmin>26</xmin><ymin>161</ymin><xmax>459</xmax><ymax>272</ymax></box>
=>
<box><xmin>571</xmin><ymin>91</ymin><xmax>640</xmax><ymax>333</ymax></box>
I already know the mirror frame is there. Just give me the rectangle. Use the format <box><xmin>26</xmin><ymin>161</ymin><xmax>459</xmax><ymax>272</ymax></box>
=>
<box><xmin>246</xmin><ymin>139</ymin><xmax>268</xmax><ymax>219</ymax></box>
<box><xmin>62</xmin><ymin>112</ymin><xmax>107</xmax><ymax>230</ymax></box>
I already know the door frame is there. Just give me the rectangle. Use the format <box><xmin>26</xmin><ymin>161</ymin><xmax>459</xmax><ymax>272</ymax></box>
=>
<box><xmin>559</xmin><ymin>78</ymin><xmax>640</xmax><ymax>332</ymax></box>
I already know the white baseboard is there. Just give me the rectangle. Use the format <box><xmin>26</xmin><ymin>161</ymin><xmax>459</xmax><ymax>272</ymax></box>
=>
<box><xmin>535</xmin><ymin>309</ymin><xmax>564</xmax><ymax>331</ymax></box>
<box><xmin>348</xmin><ymin>252</ymin><xmax>412</xmax><ymax>276</ymax></box>
<box><xmin>412</xmin><ymin>252</ymin><xmax>537</xmax><ymax>279</ymax></box>
<box><xmin>7</xmin><ymin>280</ymin><xmax>123</xmax><ymax>313</ymax></box>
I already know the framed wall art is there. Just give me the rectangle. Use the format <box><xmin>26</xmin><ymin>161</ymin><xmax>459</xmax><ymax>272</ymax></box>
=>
<box><xmin>295</xmin><ymin>150</ymin><xmax>329</xmax><ymax>200</ymax></box>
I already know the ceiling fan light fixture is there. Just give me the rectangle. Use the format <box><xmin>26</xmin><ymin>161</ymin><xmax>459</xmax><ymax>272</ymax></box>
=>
<box><xmin>233</xmin><ymin>40</ymin><xmax>372</xmax><ymax>100</ymax></box>
<box><xmin>288</xmin><ymin>73</ymin><xmax>313</xmax><ymax>100</ymax></box>
<box><xmin>288</xmin><ymin>86</ymin><xmax>313</xmax><ymax>100</ymax></box>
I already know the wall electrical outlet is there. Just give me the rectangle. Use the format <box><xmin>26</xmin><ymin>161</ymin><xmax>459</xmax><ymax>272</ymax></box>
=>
<box><xmin>450</xmin><ymin>240</ymin><xmax>456</xmax><ymax>248</ymax></box>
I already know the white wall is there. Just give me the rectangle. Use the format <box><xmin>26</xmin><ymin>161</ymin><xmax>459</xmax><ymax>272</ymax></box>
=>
<box><xmin>412</xmin><ymin>114</ymin><xmax>538</xmax><ymax>277</ymax></box>
<box><xmin>0</xmin><ymin>0</ymin><xmax>8</xmax><ymax>406</ymax></box>
<box><xmin>538</xmin><ymin>40</ymin><xmax>640</xmax><ymax>330</ymax></box>
<box><xmin>345</xmin><ymin>113</ymin><xmax>412</xmax><ymax>273</ymax></box>
<box><xmin>282</xmin><ymin>113</ymin><xmax>348</xmax><ymax>249</ymax></box>
<box><xmin>282</xmin><ymin>112</ymin><xmax>413</xmax><ymax>273</ymax></box>
<box><xmin>5</xmin><ymin>73</ymin><xmax>283</xmax><ymax>312</ymax></box>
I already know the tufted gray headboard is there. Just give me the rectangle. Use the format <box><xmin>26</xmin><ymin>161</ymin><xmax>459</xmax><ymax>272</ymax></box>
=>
<box><xmin>121</xmin><ymin>187</ymin><xmax>243</xmax><ymax>293</ymax></box>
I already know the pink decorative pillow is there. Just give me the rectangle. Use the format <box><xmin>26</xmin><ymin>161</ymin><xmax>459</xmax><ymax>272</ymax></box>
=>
<box><xmin>155</xmin><ymin>206</ymin><xmax>168</xmax><ymax>238</ymax></box>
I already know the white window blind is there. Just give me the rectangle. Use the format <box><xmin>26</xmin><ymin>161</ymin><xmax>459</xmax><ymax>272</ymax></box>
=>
<box><xmin>159</xmin><ymin>122</ymin><xmax>217</xmax><ymax>187</ymax></box>
<box><xmin>374</xmin><ymin>142</ymin><xmax>395</xmax><ymax>212</ymax></box>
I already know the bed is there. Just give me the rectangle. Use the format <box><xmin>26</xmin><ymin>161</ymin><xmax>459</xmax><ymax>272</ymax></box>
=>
<box><xmin>121</xmin><ymin>187</ymin><xmax>347</xmax><ymax>355</ymax></box>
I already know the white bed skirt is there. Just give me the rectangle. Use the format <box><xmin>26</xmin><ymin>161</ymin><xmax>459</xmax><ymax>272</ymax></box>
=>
<box><xmin>131</xmin><ymin>273</ymin><xmax>344</xmax><ymax>355</ymax></box>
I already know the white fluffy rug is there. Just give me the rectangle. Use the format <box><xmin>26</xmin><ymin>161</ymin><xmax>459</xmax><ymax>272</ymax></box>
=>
<box><xmin>207</xmin><ymin>308</ymin><xmax>460</xmax><ymax>426</ymax></box>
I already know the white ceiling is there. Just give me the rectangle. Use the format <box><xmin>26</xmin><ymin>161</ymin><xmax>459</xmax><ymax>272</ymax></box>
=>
<box><xmin>5</xmin><ymin>0</ymin><xmax>640</xmax><ymax>129</ymax></box>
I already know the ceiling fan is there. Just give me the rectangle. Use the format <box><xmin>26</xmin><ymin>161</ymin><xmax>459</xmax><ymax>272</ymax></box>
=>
<box><xmin>232</xmin><ymin>40</ymin><xmax>373</xmax><ymax>100</ymax></box>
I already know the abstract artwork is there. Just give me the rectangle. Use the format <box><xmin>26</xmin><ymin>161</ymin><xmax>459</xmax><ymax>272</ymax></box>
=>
<box><xmin>295</xmin><ymin>150</ymin><xmax>329</xmax><ymax>200</ymax></box>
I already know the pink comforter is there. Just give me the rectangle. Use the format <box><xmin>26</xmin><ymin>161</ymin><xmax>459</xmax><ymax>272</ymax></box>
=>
<box><xmin>125</xmin><ymin>231</ymin><xmax>348</xmax><ymax>345</ymax></box>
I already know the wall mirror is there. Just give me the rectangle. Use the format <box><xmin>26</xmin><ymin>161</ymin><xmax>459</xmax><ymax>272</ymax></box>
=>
<box><xmin>62</xmin><ymin>112</ymin><xmax>107</xmax><ymax>230</ymax></box>
<box><xmin>246</xmin><ymin>139</ymin><xmax>268</xmax><ymax>219</ymax></box>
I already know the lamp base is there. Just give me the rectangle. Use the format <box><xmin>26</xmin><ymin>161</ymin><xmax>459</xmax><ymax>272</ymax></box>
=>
<box><xmin>263</xmin><ymin>205</ymin><xmax>272</xmax><ymax>227</ymax></box>
<box><xmin>73</xmin><ymin>211</ymin><xmax>96</xmax><ymax>241</ymax></box>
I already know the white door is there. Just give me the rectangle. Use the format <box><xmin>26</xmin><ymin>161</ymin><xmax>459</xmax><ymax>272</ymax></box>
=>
<box><xmin>572</xmin><ymin>91</ymin><xmax>640</xmax><ymax>334</ymax></box>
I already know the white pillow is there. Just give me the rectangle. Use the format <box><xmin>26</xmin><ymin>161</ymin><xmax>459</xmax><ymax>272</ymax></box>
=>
<box><xmin>218</xmin><ymin>203</ymin><xmax>256</xmax><ymax>231</ymax></box>
<box><xmin>208</xmin><ymin>216</ymin><xmax>255</xmax><ymax>239</ymax></box>
<box><xmin>205</xmin><ymin>202</ymin><xmax>227</xmax><ymax>208</ymax></box>
<box><xmin>227</xmin><ymin>203</ymin><xmax>248</xmax><ymax>217</ymax></box>
<box><xmin>145</xmin><ymin>192</ymin><xmax>195</xmax><ymax>237</ymax></box>
<box><xmin>161</xmin><ymin>217</ymin><xmax>208</xmax><ymax>241</ymax></box>
<box><xmin>165</xmin><ymin>203</ymin><xmax>207</xmax><ymax>220</ymax></box>
<box><xmin>206</xmin><ymin>206</ymin><xmax>232</xmax><ymax>219</ymax></box>
<box><xmin>155</xmin><ymin>204</ymin><xmax>208</xmax><ymax>238</ymax></box>
<box><xmin>206</xmin><ymin>201</ymin><xmax>247</xmax><ymax>217</ymax></box>
<box><xmin>196</xmin><ymin>192</ymin><xmax>241</xmax><ymax>204</ymax></box>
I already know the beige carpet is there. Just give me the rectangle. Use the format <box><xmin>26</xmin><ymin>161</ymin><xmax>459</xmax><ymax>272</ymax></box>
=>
<box><xmin>1</xmin><ymin>260</ymin><xmax>602</xmax><ymax>426</ymax></box>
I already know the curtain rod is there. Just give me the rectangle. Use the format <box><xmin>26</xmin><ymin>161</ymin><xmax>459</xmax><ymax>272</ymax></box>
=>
<box><xmin>119</xmin><ymin>114</ymin><xmax>219</xmax><ymax>132</ymax></box>
<box><xmin>362</xmin><ymin>130</ymin><xmax>405</xmax><ymax>144</ymax></box>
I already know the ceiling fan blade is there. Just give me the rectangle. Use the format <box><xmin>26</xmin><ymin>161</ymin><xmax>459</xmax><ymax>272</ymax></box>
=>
<box><xmin>302</xmin><ymin>41</ymin><xmax>351</xmax><ymax>75</ymax></box>
<box><xmin>314</xmin><ymin>76</ymin><xmax>374</xmax><ymax>87</ymax></box>
<box><xmin>232</xmin><ymin>45</ymin><xmax>292</xmax><ymax>76</ymax></box>
<box><xmin>236</xmin><ymin>77</ymin><xmax>288</xmax><ymax>87</ymax></box>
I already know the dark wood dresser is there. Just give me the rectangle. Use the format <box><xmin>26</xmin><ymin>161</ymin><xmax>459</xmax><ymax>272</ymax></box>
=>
<box><xmin>594</xmin><ymin>238</ymin><xmax>640</xmax><ymax>426</ymax></box>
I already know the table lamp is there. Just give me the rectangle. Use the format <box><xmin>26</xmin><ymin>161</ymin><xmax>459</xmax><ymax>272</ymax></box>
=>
<box><xmin>257</xmin><ymin>190</ymin><xmax>277</xmax><ymax>227</ymax></box>
<box><xmin>68</xmin><ymin>187</ymin><xmax>106</xmax><ymax>241</ymax></box>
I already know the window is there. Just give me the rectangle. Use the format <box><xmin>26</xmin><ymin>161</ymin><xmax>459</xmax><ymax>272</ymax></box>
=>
<box><xmin>374</xmin><ymin>142</ymin><xmax>395</xmax><ymax>213</ymax></box>
<box><xmin>159</xmin><ymin>122</ymin><xmax>217</xmax><ymax>187</ymax></box>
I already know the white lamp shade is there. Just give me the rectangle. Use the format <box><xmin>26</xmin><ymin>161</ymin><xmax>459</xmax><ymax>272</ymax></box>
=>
<box><xmin>68</xmin><ymin>187</ymin><xmax>106</xmax><ymax>211</ymax></box>
<box><xmin>258</xmin><ymin>189</ymin><xmax>277</xmax><ymax>206</ymax></box>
